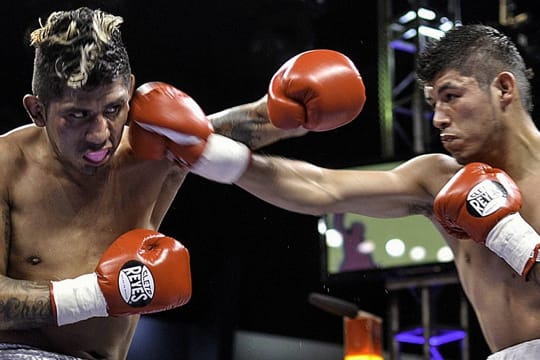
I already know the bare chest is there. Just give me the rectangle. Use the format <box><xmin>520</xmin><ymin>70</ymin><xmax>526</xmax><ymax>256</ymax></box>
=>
<box><xmin>7</xmin><ymin>160</ymin><xmax>183</xmax><ymax>280</ymax></box>
<box><xmin>514</xmin><ymin>176</ymin><xmax>540</xmax><ymax>230</ymax></box>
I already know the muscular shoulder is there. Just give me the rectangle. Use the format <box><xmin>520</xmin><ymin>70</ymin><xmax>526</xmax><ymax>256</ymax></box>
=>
<box><xmin>0</xmin><ymin>125</ymin><xmax>40</xmax><ymax>204</ymax></box>
<box><xmin>393</xmin><ymin>153</ymin><xmax>462</xmax><ymax>197</ymax></box>
<box><xmin>0</xmin><ymin>125</ymin><xmax>39</xmax><ymax>175</ymax></box>
<box><xmin>397</xmin><ymin>153</ymin><xmax>460</xmax><ymax>175</ymax></box>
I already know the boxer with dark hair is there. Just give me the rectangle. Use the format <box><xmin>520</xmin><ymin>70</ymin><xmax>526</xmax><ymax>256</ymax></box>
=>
<box><xmin>127</xmin><ymin>23</ymin><xmax>540</xmax><ymax>359</ymax></box>
<box><xmin>211</xmin><ymin>24</ymin><xmax>540</xmax><ymax>359</ymax></box>
<box><xmin>0</xmin><ymin>7</ymin><xmax>365</xmax><ymax>359</ymax></box>
<box><xmin>135</xmin><ymin>23</ymin><xmax>540</xmax><ymax>360</ymax></box>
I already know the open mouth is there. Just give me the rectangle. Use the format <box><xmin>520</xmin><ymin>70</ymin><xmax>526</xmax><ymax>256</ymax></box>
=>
<box><xmin>84</xmin><ymin>149</ymin><xmax>111</xmax><ymax>164</ymax></box>
<box><xmin>440</xmin><ymin>134</ymin><xmax>457</xmax><ymax>143</ymax></box>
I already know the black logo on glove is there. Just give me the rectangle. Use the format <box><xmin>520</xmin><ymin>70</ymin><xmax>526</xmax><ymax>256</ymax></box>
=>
<box><xmin>118</xmin><ymin>260</ymin><xmax>155</xmax><ymax>307</ymax></box>
<box><xmin>466</xmin><ymin>180</ymin><xmax>508</xmax><ymax>217</ymax></box>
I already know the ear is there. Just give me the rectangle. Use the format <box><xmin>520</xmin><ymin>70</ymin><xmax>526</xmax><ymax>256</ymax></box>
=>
<box><xmin>22</xmin><ymin>95</ymin><xmax>47</xmax><ymax>127</ymax></box>
<box><xmin>128</xmin><ymin>74</ymin><xmax>136</xmax><ymax>98</ymax></box>
<box><xmin>493</xmin><ymin>72</ymin><xmax>516</xmax><ymax>108</ymax></box>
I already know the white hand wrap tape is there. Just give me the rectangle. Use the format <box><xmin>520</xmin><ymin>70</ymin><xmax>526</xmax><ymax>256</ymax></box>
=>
<box><xmin>51</xmin><ymin>273</ymin><xmax>108</xmax><ymax>326</ymax></box>
<box><xmin>190</xmin><ymin>133</ymin><xmax>251</xmax><ymax>184</ymax></box>
<box><xmin>486</xmin><ymin>213</ymin><xmax>540</xmax><ymax>277</ymax></box>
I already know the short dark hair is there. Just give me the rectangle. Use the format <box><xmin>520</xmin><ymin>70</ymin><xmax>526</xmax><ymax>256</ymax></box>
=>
<box><xmin>416</xmin><ymin>24</ymin><xmax>534</xmax><ymax>113</ymax></box>
<box><xmin>29</xmin><ymin>7</ymin><xmax>131</xmax><ymax>104</ymax></box>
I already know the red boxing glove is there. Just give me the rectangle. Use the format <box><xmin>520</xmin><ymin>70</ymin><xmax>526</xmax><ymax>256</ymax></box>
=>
<box><xmin>268</xmin><ymin>49</ymin><xmax>366</xmax><ymax>132</ymax></box>
<box><xmin>129</xmin><ymin>82</ymin><xmax>213</xmax><ymax>164</ymax></box>
<box><xmin>128</xmin><ymin>82</ymin><xmax>251</xmax><ymax>183</ymax></box>
<box><xmin>434</xmin><ymin>162</ymin><xmax>540</xmax><ymax>277</ymax></box>
<box><xmin>50</xmin><ymin>229</ymin><xmax>191</xmax><ymax>326</ymax></box>
<box><xmin>434</xmin><ymin>162</ymin><xmax>522</xmax><ymax>242</ymax></box>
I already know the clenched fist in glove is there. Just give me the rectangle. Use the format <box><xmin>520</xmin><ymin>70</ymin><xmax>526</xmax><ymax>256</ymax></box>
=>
<box><xmin>128</xmin><ymin>82</ymin><xmax>252</xmax><ymax>183</ymax></box>
<box><xmin>268</xmin><ymin>49</ymin><xmax>366</xmax><ymax>131</ymax></box>
<box><xmin>128</xmin><ymin>50</ymin><xmax>366</xmax><ymax>184</ymax></box>
<box><xmin>50</xmin><ymin>229</ymin><xmax>191</xmax><ymax>326</ymax></box>
<box><xmin>434</xmin><ymin>162</ymin><xmax>540</xmax><ymax>278</ymax></box>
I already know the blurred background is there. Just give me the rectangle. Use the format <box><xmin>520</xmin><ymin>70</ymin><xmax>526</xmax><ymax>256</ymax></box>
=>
<box><xmin>2</xmin><ymin>1</ymin><xmax>538</xmax><ymax>359</ymax></box>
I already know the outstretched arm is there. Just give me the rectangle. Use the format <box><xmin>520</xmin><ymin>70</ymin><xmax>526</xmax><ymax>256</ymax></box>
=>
<box><xmin>207</xmin><ymin>49</ymin><xmax>366</xmax><ymax>150</ymax></box>
<box><xmin>208</xmin><ymin>96</ymin><xmax>308</xmax><ymax>150</ymax></box>
<box><xmin>235</xmin><ymin>153</ymin><xmax>445</xmax><ymax>218</ymax></box>
<box><xmin>128</xmin><ymin>50</ymin><xmax>366</xmax><ymax>185</ymax></box>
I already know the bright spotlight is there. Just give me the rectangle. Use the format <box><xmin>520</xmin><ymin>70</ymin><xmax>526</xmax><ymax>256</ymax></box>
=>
<box><xmin>325</xmin><ymin>229</ymin><xmax>343</xmax><ymax>248</ymax></box>
<box><xmin>437</xmin><ymin>246</ymin><xmax>454</xmax><ymax>262</ymax></box>
<box><xmin>385</xmin><ymin>238</ymin><xmax>405</xmax><ymax>257</ymax></box>
<box><xmin>409</xmin><ymin>246</ymin><xmax>426</xmax><ymax>261</ymax></box>
<box><xmin>418</xmin><ymin>8</ymin><xmax>436</xmax><ymax>21</ymax></box>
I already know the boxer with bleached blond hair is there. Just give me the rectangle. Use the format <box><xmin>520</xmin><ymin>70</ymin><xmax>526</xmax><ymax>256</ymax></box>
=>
<box><xmin>0</xmin><ymin>7</ymin><xmax>365</xmax><ymax>359</ymax></box>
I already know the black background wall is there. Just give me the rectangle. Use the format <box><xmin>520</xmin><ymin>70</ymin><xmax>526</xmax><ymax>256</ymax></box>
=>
<box><xmin>2</xmin><ymin>1</ymin><xmax>539</xmax><ymax>359</ymax></box>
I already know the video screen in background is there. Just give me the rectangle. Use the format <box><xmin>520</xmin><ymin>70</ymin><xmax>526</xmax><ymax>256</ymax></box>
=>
<box><xmin>319</xmin><ymin>162</ymin><xmax>453</xmax><ymax>275</ymax></box>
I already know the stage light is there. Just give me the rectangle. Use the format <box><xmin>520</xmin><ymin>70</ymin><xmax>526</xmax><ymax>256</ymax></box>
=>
<box><xmin>439</xmin><ymin>19</ymin><xmax>453</xmax><ymax>32</ymax></box>
<box><xmin>394</xmin><ymin>327</ymin><xmax>467</xmax><ymax>360</ymax></box>
<box><xmin>437</xmin><ymin>246</ymin><xmax>454</xmax><ymax>262</ymax></box>
<box><xmin>390</xmin><ymin>39</ymin><xmax>417</xmax><ymax>54</ymax></box>
<box><xmin>318</xmin><ymin>217</ymin><xmax>328</xmax><ymax>234</ymax></box>
<box><xmin>399</xmin><ymin>10</ymin><xmax>416</xmax><ymax>24</ymax></box>
<box><xmin>358</xmin><ymin>240</ymin><xmax>375</xmax><ymax>255</ymax></box>
<box><xmin>402</xmin><ymin>28</ymin><xmax>417</xmax><ymax>40</ymax></box>
<box><xmin>409</xmin><ymin>246</ymin><xmax>426</xmax><ymax>261</ymax></box>
<box><xmin>325</xmin><ymin>228</ymin><xmax>344</xmax><ymax>248</ymax></box>
<box><xmin>418</xmin><ymin>25</ymin><xmax>445</xmax><ymax>39</ymax></box>
<box><xmin>417</xmin><ymin>8</ymin><xmax>436</xmax><ymax>21</ymax></box>
<box><xmin>385</xmin><ymin>238</ymin><xmax>405</xmax><ymax>257</ymax></box>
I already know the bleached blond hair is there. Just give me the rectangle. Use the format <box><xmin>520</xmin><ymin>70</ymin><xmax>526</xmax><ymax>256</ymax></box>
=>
<box><xmin>29</xmin><ymin>7</ymin><xmax>131</xmax><ymax>102</ymax></box>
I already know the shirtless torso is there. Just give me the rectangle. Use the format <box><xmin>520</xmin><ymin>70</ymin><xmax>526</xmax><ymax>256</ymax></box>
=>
<box><xmin>0</xmin><ymin>124</ymin><xmax>186</xmax><ymax>359</ymax></box>
<box><xmin>236</xmin><ymin>150</ymin><xmax>540</xmax><ymax>353</ymax></box>
<box><xmin>422</xmin><ymin>155</ymin><xmax>540</xmax><ymax>352</ymax></box>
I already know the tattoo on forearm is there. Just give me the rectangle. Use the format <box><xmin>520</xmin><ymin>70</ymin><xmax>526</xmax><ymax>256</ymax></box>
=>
<box><xmin>0</xmin><ymin>296</ymin><xmax>50</xmax><ymax>321</ymax></box>
<box><xmin>232</xmin><ymin>121</ymin><xmax>268</xmax><ymax>149</ymax></box>
<box><xmin>0</xmin><ymin>277</ymin><xmax>53</xmax><ymax>328</ymax></box>
<box><xmin>212</xmin><ymin>115</ymin><xmax>267</xmax><ymax>148</ymax></box>
<box><xmin>210</xmin><ymin>98</ymin><xmax>307</xmax><ymax>150</ymax></box>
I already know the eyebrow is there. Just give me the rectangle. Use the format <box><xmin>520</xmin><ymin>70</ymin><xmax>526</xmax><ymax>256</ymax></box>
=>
<box><xmin>425</xmin><ymin>81</ymin><xmax>460</xmax><ymax>105</ymax></box>
<box><xmin>437</xmin><ymin>81</ymin><xmax>459</xmax><ymax>93</ymax></box>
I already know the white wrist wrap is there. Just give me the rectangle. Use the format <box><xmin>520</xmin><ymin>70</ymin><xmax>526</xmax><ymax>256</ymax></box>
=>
<box><xmin>51</xmin><ymin>273</ymin><xmax>108</xmax><ymax>326</ymax></box>
<box><xmin>190</xmin><ymin>133</ymin><xmax>251</xmax><ymax>184</ymax></box>
<box><xmin>485</xmin><ymin>213</ymin><xmax>540</xmax><ymax>277</ymax></box>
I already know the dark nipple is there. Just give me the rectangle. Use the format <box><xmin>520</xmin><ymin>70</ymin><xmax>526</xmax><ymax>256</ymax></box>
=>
<box><xmin>26</xmin><ymin>256</ymin><xmax>42</xmax><ymax>265</ymax></box>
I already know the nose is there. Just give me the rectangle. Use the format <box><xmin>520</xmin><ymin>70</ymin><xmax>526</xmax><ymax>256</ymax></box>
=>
<box><xmin>86</xmin><ymin>115</ymin><xmax>110</xmax><ymax>146</ymax></box>
<box><xmin>432</xmin><ymin>106</ymin><xmax>450</xmax><ymax>130</ymax></box>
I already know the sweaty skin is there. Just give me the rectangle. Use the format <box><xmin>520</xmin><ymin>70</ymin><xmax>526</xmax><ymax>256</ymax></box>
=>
<box><xmin>235</xmin><ymin>69</ymin><xmax>540</xmax><ymax>353</ymax></box>
<box><xmin>0</xmin><ymin>79</ymin><xmax>293</xmax><ymax>359</ymax></box>
<box><xmin>0</xmin><ymin>82</ymin><xmax>185</xmax><ymax>359</ymax></box>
